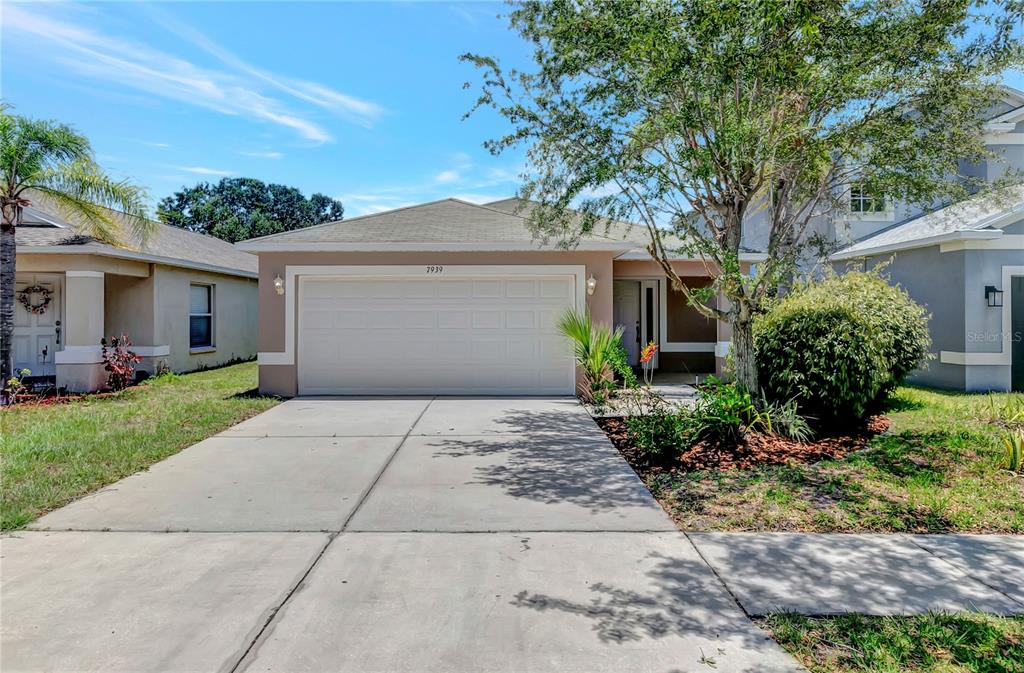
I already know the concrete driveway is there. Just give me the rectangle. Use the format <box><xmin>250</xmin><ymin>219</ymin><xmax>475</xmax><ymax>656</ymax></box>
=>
<box><xmin>3</xmin><ymin>397</ymin><xmax>801</xmax><ymax>673</ymax></box>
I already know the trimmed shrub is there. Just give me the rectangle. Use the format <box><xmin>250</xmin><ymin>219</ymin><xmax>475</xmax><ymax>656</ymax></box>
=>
<box><xmin>754</xmin><ymin>271</ymin><xmax>931</xmax><ymax>422</ymax></box>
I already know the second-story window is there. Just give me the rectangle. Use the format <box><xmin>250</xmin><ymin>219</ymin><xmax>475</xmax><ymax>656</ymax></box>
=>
<box><xmin>850</xmin><ymin>184</ymin><xmax>886</xmax><ymax>214</ymax></box>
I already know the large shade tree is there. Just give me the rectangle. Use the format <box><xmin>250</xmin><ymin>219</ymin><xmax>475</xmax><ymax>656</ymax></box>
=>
<box><xmin>158</xmin><ymin>178</ymin><xmax>344</xmax><ymax>243</ymax></box>
<box><xmin>1</xmin><ymin>107</ymin><xmax>152</xmax><ymax>394</ymax></box>
<box><xmin>463</xmin><ymin>0</ymin><xmax>1023</xmax><ymax>391</ymax></box>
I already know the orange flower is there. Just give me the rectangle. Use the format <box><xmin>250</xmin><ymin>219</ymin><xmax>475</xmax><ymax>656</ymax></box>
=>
<box><xmin>640</xmin><ymin>341</ymin><xmax>658</xmax><ymax>364</ymax></box>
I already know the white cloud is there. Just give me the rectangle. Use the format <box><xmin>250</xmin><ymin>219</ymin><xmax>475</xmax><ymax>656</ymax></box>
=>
<box><xmin>240</xmin><ymin>150</ymin><xmax>284</xmax><ymax>159</ymax></box>
<box><xmin>178</xmin><ymin>166</ymin><xmax>235</xmax><ymax>176</ymax></box>
<box><xmin>144</xmin><ymin>5</ymin><xmax>384</xmax><ymax>128</ymax></box>
<box><xmin>3</xmin><ymin>4</ymin><xmax>382</xmax><ymax>142</ymax></box>
<box><xmin>434</xmin><ymin>169</ymin><xmax>461</xmax><ymax>184</ymax></box>
<box><xmin>140</xmin><ymin>141</ymin><xmax>171</xmax><ymax>148</ymax></box>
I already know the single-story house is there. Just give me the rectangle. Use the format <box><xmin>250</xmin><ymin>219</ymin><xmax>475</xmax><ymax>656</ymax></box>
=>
<box><xmin>833</xmin><ymin>184</ymin><xmax>1024</xmax><ymax>392</ymax></box>
<box><xmin>13</xmin><ymin>203</ymin><xmax>259</xmax><ymax>392</ymax></box>
<box><xmin>237</xmin><ymin>197</ymin><xmax>761</xmax><ymax>397</ymax></box>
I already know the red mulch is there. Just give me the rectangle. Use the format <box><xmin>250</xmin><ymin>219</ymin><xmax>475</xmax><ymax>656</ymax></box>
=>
<box><xmin>597</xmin><ymin>415</ymin><xmax>890</xmax><ymax>473</ymax></box>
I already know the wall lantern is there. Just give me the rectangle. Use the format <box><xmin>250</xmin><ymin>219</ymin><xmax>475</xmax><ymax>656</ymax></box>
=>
<box><xmin>984</xmin><ymin>285</ymin><xmax>1003</xmax><ymax>308</ymax></box>
<box><xmin>586</xmin><ymin>274</ymin><xmax>598</xmax><ymax>296</ymax></box>
<box><xmin>273</xmin><ymin>274</ymin><xmax>285</xmax><ymax>296</ymax></box>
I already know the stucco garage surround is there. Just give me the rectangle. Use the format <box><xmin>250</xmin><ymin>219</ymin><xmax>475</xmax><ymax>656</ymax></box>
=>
<box><xmin>256</xmin><ymin>251</ymin><xmax>615</xmax><ymax>397</ymax></box>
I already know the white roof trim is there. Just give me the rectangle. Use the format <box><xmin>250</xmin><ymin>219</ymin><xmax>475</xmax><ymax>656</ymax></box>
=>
<box><xmin>613</xmin><ymin>248</ymin><xmax>768</xmax><ymax>262</ymax></box>
<box><xmin>235</xmin><ymin>240</ymin><xmax>635</xmax><ymax>253</ymax></box>
<box><xmin>831</xmin><ymin>229</ymin><xmax>1002</xmax><ymax>260</ymax></box>
<box><xmin>17</xmin><ymin>245</ymin><xmax>258</xmax><ymax>279</ymax></box>
<box><xmin>987</xmin><ymin>104</ymin><xmax>1024</xmax><ymax>126</ymax></box>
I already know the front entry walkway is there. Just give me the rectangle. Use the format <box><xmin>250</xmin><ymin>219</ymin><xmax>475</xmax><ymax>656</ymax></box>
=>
<box><xmin>3</xmin><ymin>397</ymin><xmax>802</xmax><ymax>673</ymax></box>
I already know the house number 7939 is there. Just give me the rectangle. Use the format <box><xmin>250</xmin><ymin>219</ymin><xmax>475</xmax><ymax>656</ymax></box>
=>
<box><xmin>426</xmin><ymin>266</ymin><xmax>444</xmax><ymax>274</ymax></box>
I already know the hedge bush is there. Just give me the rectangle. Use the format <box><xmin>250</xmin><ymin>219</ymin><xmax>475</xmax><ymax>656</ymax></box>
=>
<box><xmin>754</xmin><ymin>271</ymin><xmax>931</xmax><ymax>422</ymax></box>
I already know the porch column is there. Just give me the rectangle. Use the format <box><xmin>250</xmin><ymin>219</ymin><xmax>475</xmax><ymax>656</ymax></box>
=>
<box><xmin>55</xmin><ymin>271</ymin><xmax>106</xmax><ymax>392</ymax></box>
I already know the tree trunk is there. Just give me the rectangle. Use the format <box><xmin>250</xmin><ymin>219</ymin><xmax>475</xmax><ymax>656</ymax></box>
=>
<box><xmin>730</xmin><ymin>314</ymin><xmax>758</xmax><ymax>393</ymax></box>
<box><xmin>1</xmin><ymin>220</ymin><xmax>16</xmax><ymax>398</ymax></box>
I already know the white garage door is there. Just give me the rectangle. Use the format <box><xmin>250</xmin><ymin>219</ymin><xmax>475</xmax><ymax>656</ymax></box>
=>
<box><xmin>297</xmin><ymin>271</ymin><xmax>578</xmax><ymax>395</ymax></box>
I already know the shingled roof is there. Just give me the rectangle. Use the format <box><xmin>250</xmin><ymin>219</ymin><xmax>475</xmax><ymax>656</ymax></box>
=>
<box><xmin>832</xmin><ymin>183</ymin><xmax>1024</xmax><ymax>260</ymax></box>
<box><xmin>16</xmin><ymin>199</ymin><xmax>257</xmax><ymax>277</ymax></box>
<box><xmin>236</xmin><ymin>198</ymin><xmax>645</xmax><ymax>252</ymax></box>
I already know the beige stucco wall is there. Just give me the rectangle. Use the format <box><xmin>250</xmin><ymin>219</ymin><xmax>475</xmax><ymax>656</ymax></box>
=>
<box><xmin>256</xmin><ymin>251</ymin><xmax>616</xmax><ymax>396</ymax></box>
<box><xmin>153</xmin><ymin>265</ymin><xmax>258</xmax><ymax>373</ymax></box>
<box><xmin>16</xmin><ymin>252</ymin><xmax>258</xmax><ymax>388</ymax></box>
<box><xmin>17</xmin><ymin>253</ymin><xmax>149</xmax><ymax>277</ymax></box>
<box><xmin>106</xmin><ymin>274</ymin><xmax>156</xmax><ymax>345</ymax></box>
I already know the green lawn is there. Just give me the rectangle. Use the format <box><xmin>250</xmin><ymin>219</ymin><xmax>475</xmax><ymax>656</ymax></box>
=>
<box><xmin>0</xmin><ymin>362</ymin><xmax>279</xmax><ymax>530</ymax></box>
<box><xmin>647</xmin><ymin>387</ymin><xmax>1024</xmax><ymax>533</ymax></box>
<box><xmin>761</xmin><ymin>613</ymin><xmax>1024</xmax><ymax>673</ymax></box>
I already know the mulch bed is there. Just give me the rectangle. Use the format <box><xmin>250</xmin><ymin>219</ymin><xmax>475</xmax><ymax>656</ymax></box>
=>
<box><xmin>1</xmin><ymin>390</ymin><xmax>123</xmax><ymax>409</ymax></box>
<box><xmin>597</xmin><ymin>415</ymin><xmax>890</xmax><ymax>474</ymax></box>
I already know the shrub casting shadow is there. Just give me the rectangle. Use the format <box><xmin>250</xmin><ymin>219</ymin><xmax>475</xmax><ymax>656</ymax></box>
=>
<box><xmin>508</xmin><ymin>549</ymin><xmax>797</xmax><ymax>671</ymax></box>
<box><xmin>430</xmin><ymin>406</ymin><xmax>658</xmax><ymax>512</ymax></box>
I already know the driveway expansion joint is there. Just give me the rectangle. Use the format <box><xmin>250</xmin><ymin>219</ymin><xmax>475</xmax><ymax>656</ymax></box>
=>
<box><xmin>225</xmin><ymin>397</ymin><xmax>438</xmax><ymax>673</ymax></box>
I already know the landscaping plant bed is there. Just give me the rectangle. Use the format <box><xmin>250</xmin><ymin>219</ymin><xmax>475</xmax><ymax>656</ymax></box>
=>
<box><xmin>597</xmin><ymin>415</ymin><xmax>890</xmax><ymax>474</ymax></box>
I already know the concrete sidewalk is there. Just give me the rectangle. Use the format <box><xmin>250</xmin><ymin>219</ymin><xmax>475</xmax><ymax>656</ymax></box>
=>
<box><xmin>3</xmin><ymin>397</ymin><xmax>802</xmax><ymax>673</ymax></box>
<box><xmin>689</xmin><ymin>533</ymin><xmax>1024</xmax><ymax>616</ymax></box>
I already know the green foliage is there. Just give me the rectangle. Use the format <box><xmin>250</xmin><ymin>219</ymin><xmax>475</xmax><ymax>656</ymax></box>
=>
<box><xmin>463</xmin><ymin>1</ymin><xmax>1023</xmax><ymax>392</ymax></box>
<box><xmin>556</xmin><ymin>309</ymin><xmax>624</xmax><ymax>403</ymax></box>
<box><xmin>987</xmin><ymin>393</ymin><xmax>1024</xmax><ymax>426</ymax></box>
<box><xmin>1</xmin><ymin>107</ymin><xmax>151</xmax><ymax>388</ymax></box>
<box><xmin>606</xmin><ymin>338</ymin><xmax>638</xmax><ymax>389</ymax></box>
<box><xmin>689</xmin><ymin>377</ymin><xmax>756</xmax><ymax>444</ymax></box>
<box><xmin>1002</xmin><ymin>428</ymin><xmax>1023</xmax><ymax>472</ymax></box>
<box><xmin>759</xmin><ymin>396</ymin><xmax>815</xmax><ymax>443</ymax></box>
<box><xmin>754</xmin><ymin>271</ymin><xmax>932</xmax><ymax>422</ymax></box>
<box><xmin>625</xmin><ymin>410</ymin><xmax>691</xmax><ymax>458</ymax></box>
<box><xmin>157</xmin><ymin>177</ymin><xmax>344</xmax><ymax>243</ymax></box>
<box><xmin>626</xmin><ymin>377</ymin><xmax>814</xmax><ymax>457</ymax></box>
<box><xmin>764</xmin><ymin>613</ymin><xmax>1024</xmax><ymax>673</ymax></box>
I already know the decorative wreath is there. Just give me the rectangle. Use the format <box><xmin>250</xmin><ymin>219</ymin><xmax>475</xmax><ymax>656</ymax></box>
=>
<box><xmin>17</xmin><ymin>285</ymin><xmax>53</xmax><ymax>315</ymax></box>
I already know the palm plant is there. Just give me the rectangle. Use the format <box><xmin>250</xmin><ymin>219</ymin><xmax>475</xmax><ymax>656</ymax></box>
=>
<box><xmin>557</xmin><ymin>308</ymin><xmax>624</xmax><ymax>403</ymax></box>
<box><xmin>1</xmin><ymin>107</ymin><xmax>152</xmax><ymax>392</ymax></box>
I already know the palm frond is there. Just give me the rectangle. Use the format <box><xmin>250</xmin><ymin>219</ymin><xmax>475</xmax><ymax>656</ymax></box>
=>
<box><xmin>30</xmin><ymin>159</ymin><xmax>152</xmax><ymax>246</ymax></box>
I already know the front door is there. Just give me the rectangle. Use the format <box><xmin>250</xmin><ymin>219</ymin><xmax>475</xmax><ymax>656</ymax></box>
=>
<box><xmin>1012</xmin><ymin>275</ymin><xmax>1023</xmax><ymax>392</ymax></box>
<box><xmin>613</xmin><ymin>280</ymin><xmax>640</xmax><ymax>365</ymax></box>
<box><xmin>12</xmin><ymin>273</ymin><xmax>63</xmax><ymax>378</ymax></box>
<box><xmin>640</xmin><ymin>279</ymin><xmax>660</xmax><ymax>368</ymax></box>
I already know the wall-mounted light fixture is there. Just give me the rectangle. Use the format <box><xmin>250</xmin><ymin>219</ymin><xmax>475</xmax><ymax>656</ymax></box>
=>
<box><xmin>273</xmin><ymin>274</ymin><xmax>285</xmax><ymax>296</ymax></box>
<box><xmin>984</xmin><ymin>285</ymin><xmax>1003</xmax><ymax>308</ymax></box>
<box><xmin>586</xmin><ymin>274</ymin><xmax>597</xmax><ymax>296</ymax></box>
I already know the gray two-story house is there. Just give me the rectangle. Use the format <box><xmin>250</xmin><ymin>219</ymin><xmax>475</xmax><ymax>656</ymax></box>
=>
<box><xmin>828</xmin><ymin>87</ymin><xmax>1024</xmax><ymax>392</ymax></box>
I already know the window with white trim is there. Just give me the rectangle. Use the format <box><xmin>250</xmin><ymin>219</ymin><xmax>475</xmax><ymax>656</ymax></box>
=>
<box><xmin>849</xmin><ymin>183</ymin><xmax>886</xmax><ymax>213</ymax></box>
<box><xmin>189</xmin><ymin>283</ymin><xmax>214</xmax><ymax>349</ymax></box>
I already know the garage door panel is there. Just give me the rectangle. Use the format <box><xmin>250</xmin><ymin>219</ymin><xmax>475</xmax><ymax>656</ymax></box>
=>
<box><xmin>471</xmin><ymin>311</ymin><xmax>503</xmax><ymax>329</ymax></box>
<box><xmin>298</xmin><ymin>273</ymin><xmax>577</xmax><ymax>395</ymax></box>
<box><xmin>437</xmin><ymin>280</ymin><xmax>473</xmax><ymax>298</ymax></box>
<box><xmin>505</xmin><ymin>279</ymin><xmax>536</xmax><ymax>297</ymax></box>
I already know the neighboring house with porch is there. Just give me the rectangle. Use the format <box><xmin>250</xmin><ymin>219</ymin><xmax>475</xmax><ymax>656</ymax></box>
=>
<box><xmin>237</xmin><ymin>197</ymin><xmax>760</xmax><ymax>397</ymax></box>
<box><xmin>13</xmin><ymin>204</ymin><xmax>258</xmax><ymax>392</ymax></box>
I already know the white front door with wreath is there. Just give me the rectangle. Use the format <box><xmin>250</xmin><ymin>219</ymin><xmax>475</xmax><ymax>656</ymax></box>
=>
<box><xmin>12</xmin><ymin>273</ymin><xmax>64</xmax><ymax>379</ymax></box>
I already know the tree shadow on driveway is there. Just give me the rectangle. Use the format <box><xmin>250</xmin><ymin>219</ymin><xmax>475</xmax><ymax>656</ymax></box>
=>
<box><xmin>430</xmin><ymin>407</ymin><xmax>661</xmax><ymax>514</ymax></box>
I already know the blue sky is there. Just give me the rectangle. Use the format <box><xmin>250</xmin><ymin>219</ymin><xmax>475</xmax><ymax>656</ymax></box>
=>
<box><xmin>3</xmin><ymin>1</ymin><xmax>1022</xmax><ymax>218</ymax></box>
<box><xmin>1</xmin><ymin>1</ymin><xmax>532</xmax><ymax>216</ymax></box>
